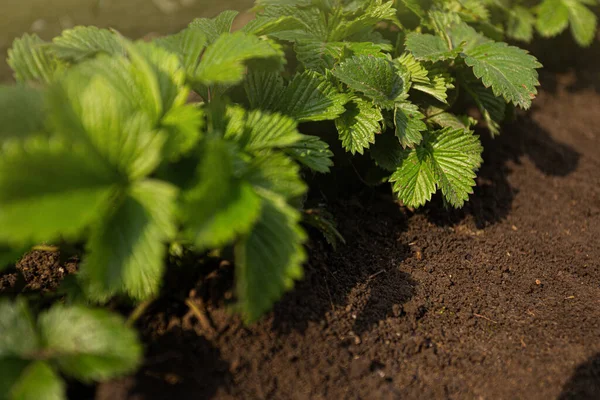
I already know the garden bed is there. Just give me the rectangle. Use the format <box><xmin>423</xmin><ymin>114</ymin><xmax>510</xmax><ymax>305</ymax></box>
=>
<box><xmin>100</xmin><ymin>66</ymin><xmax>600</xmax><ymax>399</ymax></box>
<box><xmin>3</xmin><ymin>57</ymin><xmax>599</xmax><ymax>399</ymax></box>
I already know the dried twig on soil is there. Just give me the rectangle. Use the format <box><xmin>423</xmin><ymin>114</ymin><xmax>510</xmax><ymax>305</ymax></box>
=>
<box><xmin>367</xmin><ymin>269</ymin><xmax>387</xmax><ymax>281</ymax></box>
<box><xmin>185</xmin><ymin>298</ymin><xmax>216</xmax><ymax>334</ymax></box>
<box><xmin>473</xmin><ymin>313</ymin><xmax>498</xmax><ymax>324</ymax></box>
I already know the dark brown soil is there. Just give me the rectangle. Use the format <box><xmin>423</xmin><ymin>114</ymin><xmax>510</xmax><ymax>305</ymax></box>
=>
<box><xmin>4</xmin><ymin>41</ymin><xmax>600</xmax><ymax>400</ymax></box>
<box><xmin>0</xmin><ymin>250</ymin><xmax>77</xmax><ymax>293</ymax></box>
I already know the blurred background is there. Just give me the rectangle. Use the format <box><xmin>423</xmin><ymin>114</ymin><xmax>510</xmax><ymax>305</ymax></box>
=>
<box><xmin>0</xmin><ymin>0</ymin><xmax>254</xmax><ymax>80</ymax></box>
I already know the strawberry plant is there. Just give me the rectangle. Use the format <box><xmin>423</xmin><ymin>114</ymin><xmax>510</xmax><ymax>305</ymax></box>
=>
<box><xmin>1</xmin><ymin>14</ymin><xmax>321</xmax><ymax>397</ymax></box>
<box><xmin>2</xmin><ymin>0</ymin><xmax>591</xmax><ymax>396</ymax></box>
<box><xmin>247</xmin><ymin>0</ymin><xmax>542</xmax><ymax>207</ymax></box>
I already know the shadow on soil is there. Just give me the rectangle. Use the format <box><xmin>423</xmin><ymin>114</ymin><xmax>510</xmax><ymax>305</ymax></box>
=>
<box><xmin>526</xmin><ymin>31</ymin><xmax>600</xmax><ymax>95</ymax></box>
<box><xmin>124</xmin><ymin>329</ymin><xmax>230</xmax><ymax>400</ymax></box>
<box><xmin>271</xmin><ymin>193</ymin><xmax>417</xmax><ymax>336</ymax></box>
<box><xmin>558</xmin><ymin>353</ymin><xmax>600</xmax><ymax>400</ymax></box>
<box><xmin>421</xmin><ymin>114</ymin><xmax>580</xmax><ymax>229</ymax></box>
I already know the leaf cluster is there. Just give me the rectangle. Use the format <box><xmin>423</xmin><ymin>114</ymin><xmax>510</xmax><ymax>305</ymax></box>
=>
<box><xmin>0</xmin><ymin>298</ymin><xmax>140</xmax><ymax>400</ymax></box>
<box><xmin>250</xmin><ymin>0</ymin><xmax>542</xmax><ymax>207</ymax></box>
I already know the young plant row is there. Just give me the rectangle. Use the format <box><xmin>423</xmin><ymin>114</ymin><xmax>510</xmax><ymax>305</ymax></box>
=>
<box><xmin>0</xmin><ymin>0</ymin><xmax>596</xmax><ymax>397</ymax></box>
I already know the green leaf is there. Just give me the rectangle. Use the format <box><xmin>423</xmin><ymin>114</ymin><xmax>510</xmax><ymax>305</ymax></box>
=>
<box><xmin>394</xmin><ymin>102</ymin><xmax>427</xmax><ymax>148</ymax></box>
<box><xmin>345</xmin><ymin>29</ymin><xmax>392</xmax><ymax>48</ymax></box>
<box><xmin>390</xmin><ymin>128</ymin><xmax>483</xmax><ymax>208</ymax></box>
<box><xmin>346</xmin><ymin>41</ymin><xmax>393</xmax><ymax>56</ymax></box>
<box><xmin>0</xmin><ymin>299</ymin><xmax>39</xmax><ymax>359</ymax></box>
<box><xmin>7</xmin><ymin>34</ymin><xmax>60</xmax><ymax>84</ymax></box>
<box><xmin>395</xmin><ymin>53</ymin><xmax>455</xmax><ymax>103</ymax></box>
<box><xmin>428</xmin><ymin>11</ymin><xmax>462</xmax><ymax>47</ymax></box>
<box><xmin>282</xmin><ymin>134</ymin><xmax>334</xmax><ymax>173</ymax></box>
<box><xmin>398</xmin><ymin>0</ymin><xmax>426</xmax><ymax>19</ymax></box>
<box><xmin>82</xmin><ymin>180</ymin><xmax>177</xmax><ymax>301</ymax></box>
<box><xmin>0</xmin><ymin>358</ymin><xmax>31</xmax><ymax>400</ymax></box>
<box><xmin>0</xmin><ymin>140</ymin><xmax>116</xmax><ymax>244</ymax></box>
<box><xmin>189</xmin><ymin>10</ymin><xmax>239</xmax><ymax>43</ymax></box>
<box><xmin>536</xmin><ymin>0</ymin><xmax>570</xmax><ymax>38</ymax></box>
<box><xmin>242</xmin><ymin>15</ymin><xmax>305</xmax><ymax>37</ymax></box>
<box><xmin>9</xmin><ymin>361</ymin><xmax>65</xmax><ymax>400</ymax></box>
<box><xmin>335</xmin><ymin>98</ymin><xmax>383</xmax><ymax>155</ymax></box>
<box><xmin>0</xmin><ymin>85</ymin><xmax>45</xmax><ymax>141</ymax></box>
<box><xmin>161</xmin><ymin>104</ymin><xmax>204</xmax><ymax>160</ymax></box>
<box><xmin>259</xmin><ymin>5</ymin><xmax>328</xmax><ymax>41</ymax></box>
<box><xmin>447</xmin><ymin>19</ymin><xmax>492</xmax><ymax>51</ymax></box>
<box><xmin>328</xmin><ymin>0</ymin><xmax>400</xmax><ymax>41</ymax></box>
<box><xmin>462</xmin><ymin>80</ymin><xmax>506</xmax><ymax>135</ymax></box>
<box><xmin>244</xmin><ymin>70</ymin><xmax>284</xmax><ymax>110</ymax></box>
<box><xmin>54</xmin><ymin>77</ymin><xmax>165</xmax><ymax>178</ymax></box>
<box><xmin>507</xmin><ymin>6</ymin><xmax>536</xmax><ymax>42</ymax></box>
<box><xmin>51</xmin><ymin>26</ymin><xmax>124</xmax><ymax>62</ymax></box>
<box><xmin>395</xmin><ymin>52</ymin><xmax>430</xmax><ymax>87</ymax></box>
<box><xmin>405</xmin><ymin>33</ymin><xmax>461</xmax><ymax>62</ymax></box>
<box><xmin>295</xmin><ymin>40</ymin><xmax>389</xmax><ymax>73</ymax></box>
<box><xmin>454</xmin><ymin>0</ymin><xmax>491</xmax><ymax>21</ymax></box>
<box><xmin>225</xmin><ymin>108</ymin><xmax>302</xmax><ymax>152</ymax></box>
<box><xmin>182</xmin><ymin>139</ymin><xmax>262</xmax><ymax>249</ymax></box>
<box><xmin>245</xmin><ymin>152</ymin><xmax>307</xmax><ymax>200</ymax></box>
<box><xmin>234</xmin><ymin>190</ymin><xmax>306</xmax><ymax>323</ymax></box>
<box><xmin>431</xmin><ymin>130</ymin><xmax>483</xmax><ymax>207</ymax></box>
<box><xmin>565</xmin><ymin>0</ymin><xmax>597</xmax><ymax>47</ymax></box>
<box><xmin>126</xmin><ymin>41</ymin><xmax>188</xmax><ymax>120</ymax></box>
<box><xmin>154</xmin><ymin>27</ymin><xmax>207</xmax><ymax>79</ymax></box>
<box><xmin>294</xmin><ymin>40</ymin><xmax>345</xmax><ymax>73</ymax></box>
<box><xmin>49</xmin><ymin>55</ymin><xmax>170</xmax><ymax>179</ymax></box>
<box><xmin>277</xmin><ymin>71</ymin><xmax>348</xmax><ymax>122</ymax></box>
<box><xmin>414</xmin><ymin>71</ymin><xmax>454</xmax><ymax>104</ymax></box>
<box><xmin>38</xmin><ymin>305</ymin><xmax>142</xmax><ymax>382</ymax></box>
<box><xmin>195</xmin><ymin>32</ymin><xmax>284</xmax><ymax>86</ymax></box>
<box><xmin>535</xmin><ymin>0</ymin><xmax>598</xmax><ymax>46</ymax></box>
<box><xmin>426</xmin><ymin>108</ymin><xmax>477</xmax><ymax>131</ymax></box>
<box><xmin>302</xmin><ymin>208</ymin><xmax>345</xmax><ymax>249</ymax></box>
<box><xmin>461</xmin><ymin>41</ymin><xmax>541</xmax><ymax>109</ymax></box>
<box><xmin>390</xmin><ymin>144</ymin><xmax>436</xmax><ymax>208</ymax></box>
<box><xmin>48</xmin><ymin>56</ymin><xmax>136</xmax><ymax>122</ymax></box>
<box><xmin>332</xmin><ymin>55</ymin><xmax>405</xmax><ymax>108</ymax></box>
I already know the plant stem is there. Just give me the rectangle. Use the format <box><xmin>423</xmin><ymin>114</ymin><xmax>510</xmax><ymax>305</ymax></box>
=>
<box><xmin>127</xmin><ymin>298</ymin><xmax>154</xmax><ymax>327</ymax></box>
